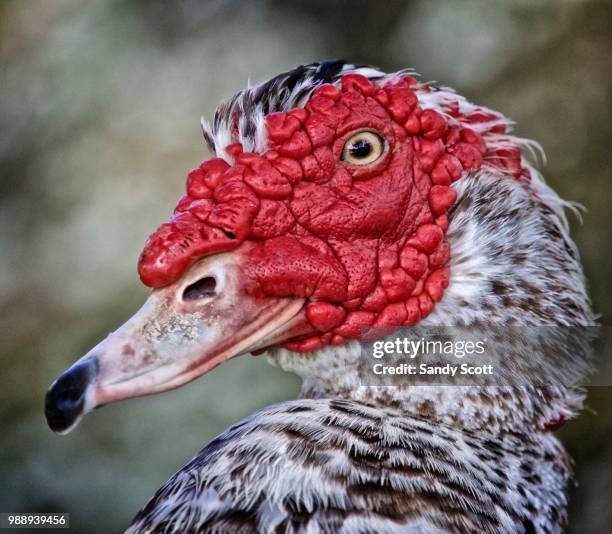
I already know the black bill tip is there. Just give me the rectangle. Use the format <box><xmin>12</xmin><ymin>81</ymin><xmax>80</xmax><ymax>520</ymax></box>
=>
<box><xmin>45</xmin><ymin>358</ymin><xmax>98</xmax><ymax>433</ymax></box>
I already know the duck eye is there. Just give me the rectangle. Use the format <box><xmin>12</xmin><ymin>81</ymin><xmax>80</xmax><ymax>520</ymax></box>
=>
<box><xmin>341</xmin><ymin>131</ymin><xmax>385</xmax><ymax>165</ymax></box>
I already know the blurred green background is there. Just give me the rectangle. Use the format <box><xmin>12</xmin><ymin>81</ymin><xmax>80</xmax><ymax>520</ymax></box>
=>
<box><xmin>1</xmin><ymin>0</ymin><xmax>610</xmax><ymax>532</ymax></box>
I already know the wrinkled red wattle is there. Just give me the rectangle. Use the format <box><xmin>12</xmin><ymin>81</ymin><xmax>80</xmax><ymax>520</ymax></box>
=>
<box><xmin>138</xmin><ymin>73</ymin><xmax>528</xmax><ymax>351</ymax></box>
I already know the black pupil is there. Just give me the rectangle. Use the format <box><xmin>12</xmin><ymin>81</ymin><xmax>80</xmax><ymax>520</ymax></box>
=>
<box><xmin>349</xmin><ymin>139</ymin><xmax>372</xmax><ymax>158</ymax></box>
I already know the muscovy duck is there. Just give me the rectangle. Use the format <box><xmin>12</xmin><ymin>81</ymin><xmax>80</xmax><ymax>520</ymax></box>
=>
<box><xmin>45</xmin><ymin>61</ymin><xmax>594</xmax><ymax>533</ymax></box>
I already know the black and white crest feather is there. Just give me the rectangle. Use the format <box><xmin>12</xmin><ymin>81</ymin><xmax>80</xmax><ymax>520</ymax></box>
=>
<box><xmin>202</xmin><ymin>60</ymin><xmax>388</xmax><ymax>158</ymax></box>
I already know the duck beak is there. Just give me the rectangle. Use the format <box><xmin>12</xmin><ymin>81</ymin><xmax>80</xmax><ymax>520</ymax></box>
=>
<box><xmin>45</xmin><ymin>250</ymin><xmax>307</xmax><ymax>434</ymax></box>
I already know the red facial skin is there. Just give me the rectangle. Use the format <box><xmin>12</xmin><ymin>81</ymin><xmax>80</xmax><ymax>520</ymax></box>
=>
<box><xmin>138</xmin><ymin>74</ymin><xmax>528</xmax><ymax>352</ymax></box>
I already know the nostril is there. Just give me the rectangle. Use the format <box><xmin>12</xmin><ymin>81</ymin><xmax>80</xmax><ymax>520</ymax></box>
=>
<box><xmin>222</xmin><ymin>229</ymin><xmax>236</xmax><ymax>240</ymax></box>
<box><xmin>182</xmin><ymin>276</ymin><xmax>217</xmax><ymax>301</ymax></box>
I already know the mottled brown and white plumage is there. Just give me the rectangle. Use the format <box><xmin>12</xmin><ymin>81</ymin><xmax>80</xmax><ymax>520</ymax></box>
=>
<box><xmin>128</xmin><ymin>399</ymin><xmax>570</xmax><ymax>533</ymax></box>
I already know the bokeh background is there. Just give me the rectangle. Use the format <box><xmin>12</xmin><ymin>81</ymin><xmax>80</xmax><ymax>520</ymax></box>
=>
<box><xmin>1</xmin><ymin>0</ymin><xmax>610</xmax><ymax>532</ymax></box>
